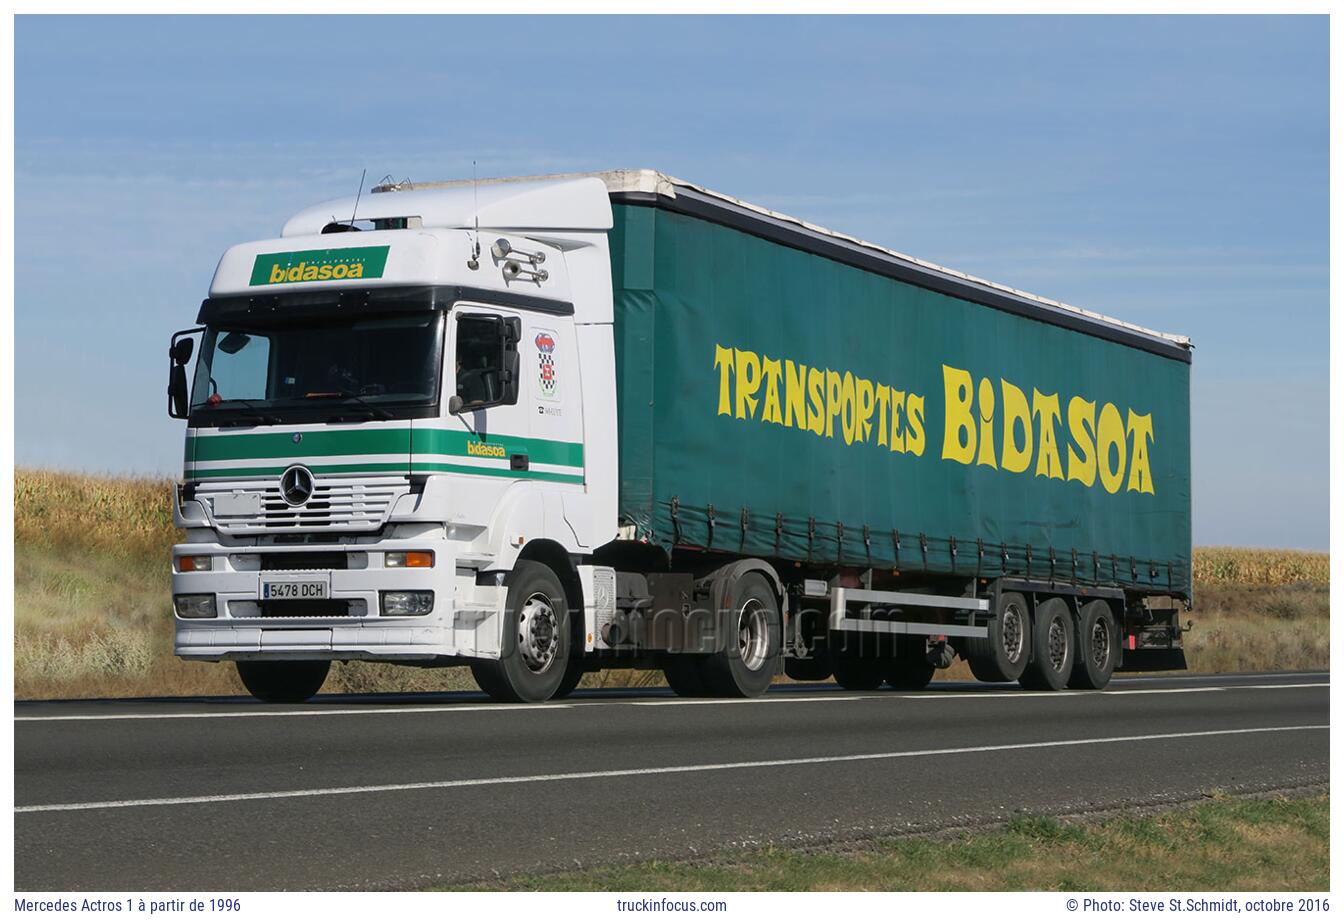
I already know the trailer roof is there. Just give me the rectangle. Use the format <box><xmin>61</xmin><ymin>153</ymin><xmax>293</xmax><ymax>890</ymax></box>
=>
<box><xmin>379</xmin><ymin>169</ymin><xmax>1193</xmax><ymax>360</ymax></box>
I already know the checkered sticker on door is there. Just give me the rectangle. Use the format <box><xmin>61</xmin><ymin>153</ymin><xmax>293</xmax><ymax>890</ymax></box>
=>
<box><xmin>535</xmin><ymin>330</ymin><xmax>559</xmax><ymax>401</ymax></box>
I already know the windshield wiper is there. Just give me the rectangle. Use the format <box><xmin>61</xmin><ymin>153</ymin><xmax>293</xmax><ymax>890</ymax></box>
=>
<box><xmin>208</xmin><ymin>398</ymin><xmax>282</xmax><ymax>426</ymax></box>
<box><xmin>307</xmin><ymin>390</ymin><xmax>394</xmax><ymax>421</ymax></box>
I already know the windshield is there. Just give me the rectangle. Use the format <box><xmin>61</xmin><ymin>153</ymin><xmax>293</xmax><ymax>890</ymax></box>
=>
<box><xmin>189</xmin><ymin>312</ymin><xmax>444</xmax><ymax>425</ymax></box>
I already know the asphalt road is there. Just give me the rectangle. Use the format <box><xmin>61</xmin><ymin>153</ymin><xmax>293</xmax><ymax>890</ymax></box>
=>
<box><xmin>14</xmin><ymin>670</ymin><xmax>1329</xmax><ymax>891</ymax></box>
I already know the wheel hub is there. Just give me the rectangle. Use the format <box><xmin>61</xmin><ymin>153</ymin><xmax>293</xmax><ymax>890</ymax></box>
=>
<box><xmin>1090</xmin><ymin>618</ymin><xmax>1110</xmax><ymax>669</ymax></box>
<box><xmin>1001</xmin><ymin>605</ymin><xmax>1024</xmax><ymax>662</ymax></box>
<box><xmin>517</xmin><ymin>593</ymin><xmax>559</xmax><ymax>673</ymax></box>
<box><xmin>738</xmin><ymin>598</ymin><xmax>769</xmax><ymax>671</ymax></box>
<box><xmin>1047</xmin><ymin>618</ymin><xmax>1068</xmax><ymax>671</ymax></box>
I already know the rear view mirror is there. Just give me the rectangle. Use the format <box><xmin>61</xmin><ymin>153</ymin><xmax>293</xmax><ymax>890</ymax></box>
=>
<box><xmin>172</xmin><ymin>338</ymin><xmax>194</xmax><ymax>366</ymax></box>
<box><xmin>169</xmin><ymin>365</ymin><xmax>189</xmax><ymax>418</ymax></box>
<box><xmin>448</xmin><ymin>394</ymin><xmax>464</xmax><ymax>415</ymax></box>
<box><xmin>168</xmin><ymin>327</ymin><xmax>203</xmax><ymax>419</ymax></box>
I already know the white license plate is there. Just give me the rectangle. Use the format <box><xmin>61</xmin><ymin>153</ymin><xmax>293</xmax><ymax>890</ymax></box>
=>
<box><xmin>213</xmin><ymin>491</ymin><xmax>262</xmax><ymax>516</ymax></box>
<box><xmin>262</xmin><ymin>580</ymin><xmax>329</xmax><ymax>600</ymax></box>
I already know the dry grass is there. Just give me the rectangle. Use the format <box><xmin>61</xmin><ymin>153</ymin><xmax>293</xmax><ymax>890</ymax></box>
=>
<box><xmin>12</xmin><ymin>468</ymin><xmax>1331</xmax><ymax>699</ymax></box>
<box><xmin>458</xmin><ymin>793</ymin><xmax>1329</xmax><ymax>891</ymax></box>
<box><xmin>1179</xmin><ymin>583</ymin><xmax>1329</xmax><ymax>674</ymax></box>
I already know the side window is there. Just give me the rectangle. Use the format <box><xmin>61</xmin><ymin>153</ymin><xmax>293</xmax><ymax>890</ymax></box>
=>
<box><xmin>454</xmin><ymin>312</ymin><xmax>521</xmax><ymax>410</ymax></box>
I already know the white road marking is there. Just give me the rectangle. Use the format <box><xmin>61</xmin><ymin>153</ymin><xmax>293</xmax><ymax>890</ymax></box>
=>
<box><xmin>15</xmin><ymin>724</ymin><xmax>1326</xmax><ymax>814</ymax></box>
<box><xmin>904</xmin><ymin>687</ymin><xmax>1226</xmax><ymax>700</ymax></box>
<box><xmin>13</xmin><ymin>703</ymin><xmax>575</xmax><ymax>722</ymax></box>
<box><xmin>12</xmin><ymin>679</ymin><xmax>1328</xmax><ymax>722</ymax></box>
<box><xmin>633</xmin><ymin>695</ymin><xmax>872</xmax><ymax>706</ymax></box>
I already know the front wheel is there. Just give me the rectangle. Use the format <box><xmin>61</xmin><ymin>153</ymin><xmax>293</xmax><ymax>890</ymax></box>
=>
<box><xmin>236</xmin><ymin>660</ymin><xmax>330</xmax><ymax>703</ymax></box>
<box><xmin>550</xmin><ymin>658</ymin><xmax>588</xmax><ymax>700</ymax></box>
<box><xmin>470</xmin><ymin>560</ymin><xmax>571</xmax><ymax>703</ymax></box>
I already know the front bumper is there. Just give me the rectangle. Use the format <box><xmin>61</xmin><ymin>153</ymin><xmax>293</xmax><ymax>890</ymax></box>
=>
<box><xmin>171</xmin><ymin>539</ymin><xmax>505</xmax><ymax>661</ymax></box>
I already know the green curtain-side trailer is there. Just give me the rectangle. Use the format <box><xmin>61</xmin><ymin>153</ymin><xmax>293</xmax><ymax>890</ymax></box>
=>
<box><xmin>609</xmin><ymin>200</ymin><xmax>1192</xmax><ymax>600</ymax></box>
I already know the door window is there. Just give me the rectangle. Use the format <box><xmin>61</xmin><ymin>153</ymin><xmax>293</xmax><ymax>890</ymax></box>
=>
<box><xmin>454</xmin><ymin>312</ymin><xmax>521</xmax><ymax>410</ymax></box>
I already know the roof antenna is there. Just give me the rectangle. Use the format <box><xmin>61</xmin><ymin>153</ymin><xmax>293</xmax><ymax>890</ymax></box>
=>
<box><xmin>466</xmin><ymin>160</ymin><xmax>481</xmax><ymax>270</ymax></box>
<box><xmin>349</xmin><ymin>168</ymin><xmax>366</xmax><ymax>229</ymax></box>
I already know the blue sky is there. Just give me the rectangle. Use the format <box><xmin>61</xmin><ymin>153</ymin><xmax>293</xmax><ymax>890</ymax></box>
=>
<box><xmin>15</xmin><ymin>15</ymin><xmax>1328</xmax><ymax>549</ymax></box>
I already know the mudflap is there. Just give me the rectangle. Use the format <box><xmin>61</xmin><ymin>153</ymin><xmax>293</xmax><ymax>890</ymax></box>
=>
<box><xmin>1117</xmin><ymin>647</ymin><xmax>1189</xmax><ymax>672</ymax></box>
<box><xmin>1117</xmin><ymin>606</ymin><xmax>1189</xmax><ymax>672</ymax></box>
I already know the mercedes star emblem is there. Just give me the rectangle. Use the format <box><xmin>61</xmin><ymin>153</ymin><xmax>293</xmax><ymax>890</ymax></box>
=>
<box><xmin>280</xmin><ymin>465</ymin><xmax>315</xmax><ymax>506</ymax></box>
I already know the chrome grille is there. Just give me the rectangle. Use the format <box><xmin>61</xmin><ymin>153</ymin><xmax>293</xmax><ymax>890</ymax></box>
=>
<box><xmin>202</xmin><ymin>476</ymin><xmax>406</xmax><ymax>534</ymax></box>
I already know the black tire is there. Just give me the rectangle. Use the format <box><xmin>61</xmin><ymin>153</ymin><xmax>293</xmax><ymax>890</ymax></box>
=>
<box><xmin>1068</xmin><ymin>599</ymin><xmax>1119</xmax><ymax>690</ymax></box>
<box><xmin>697</xmin><ymin>573</ymin><xmax>782</xmax><ymax>697</ymax></box>
<box><xmin>784</xmin><ymin>655</ymin><xmax>833</xmax><ymax>682</ymax></box>
<box><xmin>551</xmin><ymin>658</ymin><xmax>588</xmax><ymax>700</ymax></box>
<box><xmin>884</xmin><ymin>641</ymin><xmax>935</xmax><ymax>690</ymax></box>
<box><xmin>830</xmin><ymin>631</ymin><xmax>886</xmax><ymax>691</ymax></box>
<box><xmin>663</xmin><ymin>655</ymin><xmax>711</xmax><ymax>697</ymax></box>
<box><xmin>966</xmin><ymin>591</ymin><xmax>1031</xmax><ymax>683</ymax></box>
<box><xmin>469</xmin><ymin>560</ymin><xmax>571</xmax><ymax>703</ymax></box>
<box><xmin>1019</xmin><ymin>597</ymin><xmax>1075</xmax><ymax>691</ymax></box>
<box><xmin>967</xmin><ymin>656</ymin><xmax>1004</xmax><ymax>683</ymax></box>
<box><xmin>236</xmin><ymin>659</ymin><xmax>330</xmax><ymax>703</ymax></box>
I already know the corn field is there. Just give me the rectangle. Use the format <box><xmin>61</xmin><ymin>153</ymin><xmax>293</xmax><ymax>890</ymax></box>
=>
<box><xmin>1192</xmin><ymin>547</ymin><xmax>1329</xmax><ymax>587</ymax></box>
<box><xmin>16</xmin><ymin>468</ymin><xmax>178</xmax><ymax>564</ymax></box>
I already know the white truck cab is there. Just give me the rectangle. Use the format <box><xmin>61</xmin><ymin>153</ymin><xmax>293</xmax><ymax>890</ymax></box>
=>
<box><xmin>170</xmin><ymin>176</ymin><xmax>621</xmax><ymax>702</ymax></box>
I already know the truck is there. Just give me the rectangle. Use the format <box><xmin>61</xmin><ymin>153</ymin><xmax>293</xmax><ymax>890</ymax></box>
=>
<box><xmin>167</xmin><ymin>169</ymin><xmax>1192</xmax><ymax>704</ymax></box>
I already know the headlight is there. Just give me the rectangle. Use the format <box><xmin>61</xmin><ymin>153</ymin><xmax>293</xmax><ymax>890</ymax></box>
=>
<box><xmin>175</xmin><ymin>555</ymin><xmax>214</xmax><ymax>572</ymax></box>
<box><xmin>385</xmin><ymin>551</ymin><xmax>433</xmax><ymax>568</ymax></box>
<box><xmin>174</xmin><ymin>594</ymin><xmax>217</xmax><ymax>618</ymax></box>
<box><xmin>380</xmin><ymin>590</ymin><xmax>434</xmax><ymax>616</ymax></box>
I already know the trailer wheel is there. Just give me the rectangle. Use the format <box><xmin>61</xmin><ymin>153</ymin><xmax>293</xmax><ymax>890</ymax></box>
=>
<box><xmin>470</xmin><ymin>560</ymin><xmax>572</xmax><ymax>703</ymax></box>
<box><xmin>966</xmin><ymin>591</ymin><xmax>1031</xmax><ymax>683</ymax></box>
<box><xmin>1067</xmin><ymin>600</ymin><xmax>1118</xmax><ymax>690</ymax></box>
<box><xmin>883</xmin><ymin>641</ymin><xmax>935</xmax><ymax>690</ymax></box>
<box><xmin>830</xmin><ymin>632</ymin><xmax>886</xmax><ymax>691</ymax></box>
<box><xmin>235</xmin><ymin>660</ymin><xmax>330</xmax><ymax>703</ymax></box>
<box><xmin>697</xmin><ymin>573</ymin><xmax>782</xmax><ymax>698</ymax></box>
<box><xmin>1019</xmin><ymin>598</ymin><xmax>1075</xmax><ymax>691</ymax></box>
